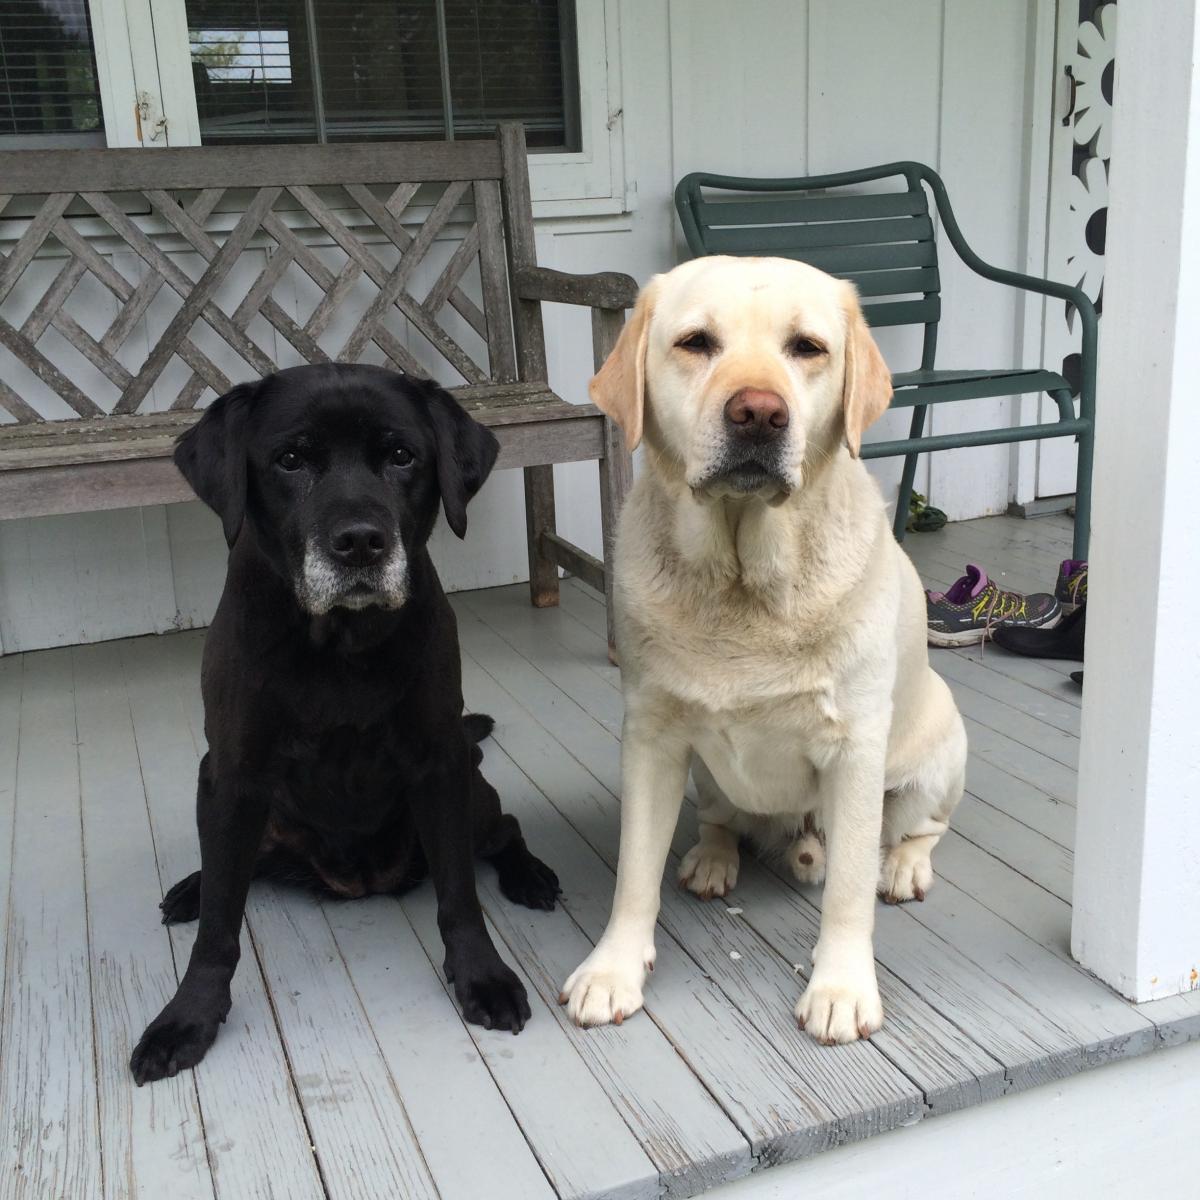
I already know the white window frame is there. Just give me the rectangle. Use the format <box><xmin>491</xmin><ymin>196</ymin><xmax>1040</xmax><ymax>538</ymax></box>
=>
<box><xmin>87</xmin><ymin>0</ymin><xmax>629</xmax><ymax>217</ymax></box>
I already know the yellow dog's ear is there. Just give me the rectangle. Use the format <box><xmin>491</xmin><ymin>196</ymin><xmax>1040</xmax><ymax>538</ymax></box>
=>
<box><xmin>841</xmin><ymin>285</ymin><xmax>893</xmax><ymax>457</ymax></box>
<box><xmin>589</xmin><ymin>280</ymin><xmax>656</xmax><ymax>452</ymax></box>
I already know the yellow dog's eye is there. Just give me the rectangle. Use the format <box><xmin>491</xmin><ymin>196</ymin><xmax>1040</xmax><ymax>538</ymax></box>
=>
<box><xmin>677</xmin><ymin>331</ymin><xmax>716</xmax><ymax>354</ymax></box>
<box><xmin>788</xmin><ymin>336</ymin><xmax>826</xmax><ymax>358</ymax></box>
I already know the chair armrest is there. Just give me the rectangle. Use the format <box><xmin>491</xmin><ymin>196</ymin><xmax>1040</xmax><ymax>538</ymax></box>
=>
<box><xmin>915</xmin><ymin>164</ymin><xmax>1098</xmax><ymax>411</ymax></box>
<box><xmin>514</xmin><ymin>265</ymin><xmax>639</xmax><ymax>311</ymax></box>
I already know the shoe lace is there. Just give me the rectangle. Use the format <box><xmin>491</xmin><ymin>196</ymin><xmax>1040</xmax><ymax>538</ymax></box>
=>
<box><xmin>1068</xmin><ymin>568</ymin><xmax>1087</xmax><ymax>606</ymax></box>
<box><xmin>972</xmin><ymin>583</ymin><xmax>1027</xmax><ymax>659</ymax></box>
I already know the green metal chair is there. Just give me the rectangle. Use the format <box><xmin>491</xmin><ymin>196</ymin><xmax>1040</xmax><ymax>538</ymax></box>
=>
<box><xmin>674</xmin><ymin>163</ymin><xmax>1096</xmax><ymax>559</ymax></box>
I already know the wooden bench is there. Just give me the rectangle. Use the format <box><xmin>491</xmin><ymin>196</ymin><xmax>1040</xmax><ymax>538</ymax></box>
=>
<box><xmin>0</xmin><ymin>123</ymin><xmax>636</xmax><ymax>641</ymax></box>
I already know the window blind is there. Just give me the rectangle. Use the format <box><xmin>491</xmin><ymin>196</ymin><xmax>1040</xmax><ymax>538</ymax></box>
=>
<box><xmin>186</xmin><ymin>0</ymin><xmax>579</xmax><ymax>149</ymax></box>
<box><xmin>0</xmin><ymin>0</ymin><xmax>104</xmax><ymax>139</ymax></box>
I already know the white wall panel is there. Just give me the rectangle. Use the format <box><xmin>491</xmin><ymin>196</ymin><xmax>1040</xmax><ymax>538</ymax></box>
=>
<box><xmin>931</xmin><ymin>0</ymin><xmax>1037</xmax><ymax>523</ymax></box>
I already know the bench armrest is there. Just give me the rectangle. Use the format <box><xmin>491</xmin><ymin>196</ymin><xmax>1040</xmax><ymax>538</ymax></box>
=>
<box><xmin>514</xmin><ymin>265</ymin><xmax>639</xmax><ymax>312</ymax></box>
<box><xmin>915</xmin><ymin>164</ymin><xmax>1098</xmax><ymax>413</ymax></box>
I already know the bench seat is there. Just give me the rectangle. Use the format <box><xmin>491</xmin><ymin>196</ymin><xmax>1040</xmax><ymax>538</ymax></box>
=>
<box><xmin>0</xmin><ymin>383</ymin><xmax>606</xmax><ymax>521</ymax></box>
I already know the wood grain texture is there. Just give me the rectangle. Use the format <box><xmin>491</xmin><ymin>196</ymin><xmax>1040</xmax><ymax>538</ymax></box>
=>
<box><xmin>514</xmin><ymin>266</ymin><xmax>639</xmax><ymax>311</ymax></box>
<box><xmin>0</xmin><ymin>140</ymin><xmax>504</xmax><ymax>194</ymax></box>
<box><xmin>72</xmin><ymin>641</ymin><xmax>215</xmax><ymax>1200</ymax></box>
<box><xmin>6</xmin><ymin>560</ymin><xmax>1200</xmax><ymax>1197</ymax></box>
<box><xmin>322</xmin><ymin>894</ymin><xmax>558</xmax><ymax>1200</ymax></box>
<box><xmin>156</xmin><ymin>634</ymin><xmax>436</xmax><ymax>1200</ymax></box>
<box><xmin>402</xmin><ymin>887</ymin><xmax>662</xmax><ymax>1200</ymax></box>
<box><xmin>467</xmin><ymin>732</ymin><xmax>783</xmax><ymax>1190</ymax></box>
<box><xmin>119</xmin><ymin>634</ymin><xmax>325</xmax><ymax>1200</ymax></box>
<box><xmin>0</xmin><ymin>648</ymin><xmax>100</xmax><ymax>1200</ymax></box>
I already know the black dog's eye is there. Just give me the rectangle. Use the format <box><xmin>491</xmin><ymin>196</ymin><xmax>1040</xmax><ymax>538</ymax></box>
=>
<box><xmin>276</xmin><ymin>449</ymin><xmax>303</xmax><ymax>471</ymax></box>
<box><xmin>677</xmin><ymin>330</ymin><xmax>717</xmax><ymax>354</ymax></box>
<box><xmin>787</xmin><ymin>335</ymin><xmax>826</xmax><ymax>358</ymax></box>
<box><xmin>389</xmin><ymin>447</ymin><xmax>414</xmax><ymax>468</ymax></box>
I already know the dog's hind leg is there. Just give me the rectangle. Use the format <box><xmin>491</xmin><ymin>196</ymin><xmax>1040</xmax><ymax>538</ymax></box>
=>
<box><xmin>879</xmin><ymin>708</ymin><xmax>967</xmax><ymax>904</ymax></box>
<box><xmin>472</xmin><ymin>771</ymin><xmax>560</xmax><ymax>911</ymax></box>
<box><xmin>158</xmin><ymin>846</ymin><xmax>319</xmax><ymax>924</ymax></box>
<box><xmin>160</xmin><ymin>870</ymin><xmax>203</xmax><ymax>924</ymax></box>
<box><xmin>678</xmin><ymin>756</ymin><xmax>742</xmax><ymax>900</ymax></box>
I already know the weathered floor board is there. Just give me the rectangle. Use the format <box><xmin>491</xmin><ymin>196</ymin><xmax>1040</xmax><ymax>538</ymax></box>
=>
<box><xmin>3</xmin><ymin>514</ymin><xmax>1199</xmax><ymax>1199</ymax></box>
<box><xmin>1</xmin><ymin>648</ymin><xmax>100</xmax><ymax>1200</ymax></box>
<box><xmin>119</xmin><ymin>634</ymin><xmax>326</xmax><ymax>1200</ymax></box>
<box><xmin>73</xmin><ymin>642</ymin><xmax>215</xmax><ymax>1200</ymax></box>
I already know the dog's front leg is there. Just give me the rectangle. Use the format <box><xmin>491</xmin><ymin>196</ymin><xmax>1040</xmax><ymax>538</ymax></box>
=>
<box><xmin>796</xmin><ymin>734</ymin><xmax>887</xmax><ymax>1044</ymax></box>
<box><xmin>561</xmin><ymin>715</ymin><xmax>690</xmax><ymax>1026</ymax></box>
<box><xmin>131</xmin><ymin>765</ymin><xmax>267</xmax><ymax>1084</ymax></box>
<box><xmin>414</xmin><ymin>747</ymin><xmax>532</xmax><ymax>1034</ymax></box>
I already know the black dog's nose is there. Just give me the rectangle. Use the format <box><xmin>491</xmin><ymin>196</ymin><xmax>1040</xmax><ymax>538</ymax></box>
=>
<box><xmin>328</xmin><ymin>519</ymin><xmax>389</xmax><ymax>567</ymax></box>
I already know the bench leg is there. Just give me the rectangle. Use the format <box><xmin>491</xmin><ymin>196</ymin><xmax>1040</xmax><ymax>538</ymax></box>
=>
<box><xmin>893</xmin><ymin>403</ymin><xmax>928</xmax><ymax>543</ymax></box>
<box><xmin>524</xmin><ymin>465</ymin><xmax>559</xmax><ymax>608</ymax></box>
<box><xmin>599</xmin><ymin>417</ymin><xmax>634</xmax><ymax>659</ymax></box>
<box><xmin>1073</xmin><ymin>420</ymin><xmax>1094</xmax><ymax>561</ymax></box>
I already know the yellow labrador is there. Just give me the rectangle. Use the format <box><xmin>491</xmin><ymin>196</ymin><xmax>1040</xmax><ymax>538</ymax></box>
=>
<box><xmin>560</xmin><ymin>256</ymin><xmax>967</xmax><ymax>1044</ymax></box>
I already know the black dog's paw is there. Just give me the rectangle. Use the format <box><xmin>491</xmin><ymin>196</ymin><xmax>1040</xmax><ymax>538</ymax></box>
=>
<box><xmin>496</xmin><ymin>847</ymin><xmax>561</xmax><ymax>912</ymax></box>
<box><xmin>451</xmin><ymin>961</ymin><xmax>533</xmax><ymax>1034</ymax></box>
<box><xmin>130</xmin><ymin>1005</ymin><xmax>222</xmax><ymax>1086</ymax></box>
<box><xmin>160</xmin><ymin>871</ymin><xmax>202</xmax><ymax>924</ymax></box>
<box><xmin>463</xmin><ymin>712</ymin><xmax>495</xmax><ymax>744</ymax></box>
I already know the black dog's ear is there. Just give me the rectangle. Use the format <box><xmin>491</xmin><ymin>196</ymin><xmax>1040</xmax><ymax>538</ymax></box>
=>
<box><xmin>174</xmin><ymin>381</ymin><xmax>258</xmax><ymax>546</ymax></box>
<box><xmin>426</xmin><ymin>386</ymin><xmax>500</xmax><ymax>539</ymax></box>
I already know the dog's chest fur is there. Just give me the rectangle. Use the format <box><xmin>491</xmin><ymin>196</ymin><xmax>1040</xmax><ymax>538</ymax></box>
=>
<box><xmin>617</xmin><ymin>468</ymin><xmax>895</xmax><ymax>813</ymax></box>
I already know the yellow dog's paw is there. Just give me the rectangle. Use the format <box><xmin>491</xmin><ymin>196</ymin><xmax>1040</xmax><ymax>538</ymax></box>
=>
<box><xmin>678</xmin><ymin>840</ymin><xmax>740</xmax><ymax>899</ymax></box>
<box><xmin>560</xmin><ymin>947</ymin><xmax>653</xmax><ymax>1027</ymax></box>
<box><xmin>796</xmin><ymin>959</ymin><xmax>884</xmax><ymax>1044</ymax></box>
<box><xmin>879</xmin><ymin>839</ymin><xmax>936</xmax><ymax>904</ymax></box>
<box><xmin>786</xmin><ymin>833</ymin><xmax>826</xmax><ymax>887</ymax></box>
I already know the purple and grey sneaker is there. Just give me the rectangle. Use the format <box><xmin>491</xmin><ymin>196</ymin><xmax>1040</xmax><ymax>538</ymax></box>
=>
<box><xmin>1054</xmin><ymin>559</ymin><xmax>1088</xmax><ymax>611</ymax></box>
<box><xmin>925</xmin><ymin>563</ymin><xmax>1061</xmax><ymax>648</ymax></box>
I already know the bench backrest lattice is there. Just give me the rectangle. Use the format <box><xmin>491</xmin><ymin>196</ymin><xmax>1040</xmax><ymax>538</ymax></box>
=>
<box><xmin>0</xmin><ymin>138</ymin><xmax>531</xmax><ymax>426</ymax></box>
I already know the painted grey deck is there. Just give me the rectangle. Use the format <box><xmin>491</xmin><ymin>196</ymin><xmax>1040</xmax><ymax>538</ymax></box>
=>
<box><xmin>1</xmin><ymin>513</ymin><xmax>1197</xmax><ymax>1200</ymax></box>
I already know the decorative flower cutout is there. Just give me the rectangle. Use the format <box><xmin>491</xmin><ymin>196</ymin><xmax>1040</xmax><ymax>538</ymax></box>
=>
<box><xmin>1066</xmin><ymin>156</ymin><xmax>1108</xmax><ymax>304</ymax></box>
<box><xmin>1074</xmin><ymin>3</ymin><xmax>1117</xmax><ymax>161</ymax></box>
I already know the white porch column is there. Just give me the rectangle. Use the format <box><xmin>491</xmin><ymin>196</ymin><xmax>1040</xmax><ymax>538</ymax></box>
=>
<box><xmin>1071</xmin><ymin>1</ymin><xmax>1200</xmax><ymax>1002</ymax></box>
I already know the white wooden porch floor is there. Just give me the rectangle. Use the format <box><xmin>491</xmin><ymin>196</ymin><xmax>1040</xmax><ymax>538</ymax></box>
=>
<box><xmin>2</xmin><ymin>514</ymin><xmax>1198</xmax><ymax>1200</ymax></box>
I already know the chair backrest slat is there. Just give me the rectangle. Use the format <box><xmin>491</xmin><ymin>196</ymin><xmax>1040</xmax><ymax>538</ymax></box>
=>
<box><xmin>698</xmin><ymin>191</ymin><xmax>927</xmax><ymax>226</ymax></box>
<box><xmin>861</xmin><ymin>296</ymin><xmax>940</xmax><ymax>328</ymax></box>
<box><xmin>845</xmin><ymin>266</ymin><xmax>940</xmax><ymax>299</ymax></box>
<box><xmin>676</xmin><ymin>165</ymin><xmax>941</xmax><ymax>335</ymax></box>
<box><xmin>743</xmin><ymin>239</ymin><xmax>936</xmax><ymax>275</ymax></box>
<box><xmin>703</xmin><ymin>215</ymin><xmax>933</xmax><ymax>257</ymax></box>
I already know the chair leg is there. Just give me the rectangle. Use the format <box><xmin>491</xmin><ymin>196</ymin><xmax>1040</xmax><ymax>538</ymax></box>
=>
<box><xmin>1073</xmin><ymin>420</ymin><xmax>1094</xmax><ymax>561</ymax></box>
<box><xmin>893</xmin><ymin>404</ymin><xmax>928</xmax><ymax>543</ymax></box>
<box><xmin>523</xmin><ymin>464</ymin><xmax>559</xmax><ymax>608</ymax></box>
<box><xmin>599</xmin><ymin>417</ymin><xmax>634</xmax><ymax>660</ymax></box>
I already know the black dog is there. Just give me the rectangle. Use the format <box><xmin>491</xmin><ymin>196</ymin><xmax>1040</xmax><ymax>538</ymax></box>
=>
<box><xmin>130</xmin><ymin>364</ymin><xmax>559</xmax><ymax>1085</ymax></box>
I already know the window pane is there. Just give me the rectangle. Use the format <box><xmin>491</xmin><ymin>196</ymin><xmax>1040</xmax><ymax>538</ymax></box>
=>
<box><xmin>0</xmin><ymin>0</ymin><xmax>104</xmax><ymax>140</ymax></box>
<box><xmin>316</xmin><ymin>1</ymin><xmax>446</xmax><ymax>142</ymax></box>
<box><xmin>189</xmin><ymin>0</ymin><xmax>320</xmax><ymax>142</ymax></box>
<box><xmin>445</xmin><ymin>0</ymin><xmax>579</xmax><ymax>150</ymax></box>
<box><xmin>187</xmin><ymin>0</ymin><xmax>578</xmax><ymax>149</ymax></box>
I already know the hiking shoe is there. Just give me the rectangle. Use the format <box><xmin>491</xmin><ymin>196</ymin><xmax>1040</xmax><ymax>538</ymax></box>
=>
<box><xmin>925</xmin><ymin>563</ymin><xmax>1061</xmax><ymax>647</ymax></box>
<box><xmin>1054</xmin><ymin>559</ymin><xmax>1088</xmax><ymax>610</ymax></box>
